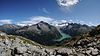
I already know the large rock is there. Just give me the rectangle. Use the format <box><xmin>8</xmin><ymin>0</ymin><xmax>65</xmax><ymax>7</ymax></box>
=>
<box><xmin>15</xmin><ymin>47</ymin><xmax>27</xmax><ymax>54</ymax></box>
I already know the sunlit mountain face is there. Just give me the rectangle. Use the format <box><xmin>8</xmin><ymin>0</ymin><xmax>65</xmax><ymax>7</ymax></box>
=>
<box><xmin>0</xmin><ymin>0</ymin><xmax>100</xmax><ymax>56</ymax></box>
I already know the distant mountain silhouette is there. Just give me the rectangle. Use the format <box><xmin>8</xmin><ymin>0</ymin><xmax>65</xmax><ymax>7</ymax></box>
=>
<box><xmin>0</xmin><ymin>24</ymin><xmax>21</xmax><ymax>34</ymax></box>
<box><xmin>60</xmin><ymin>23</ymin><xmax>95</xmax><ymax>36</ymax></box>
<box><xmin>0</xmin><ymin>21</ymin><xmax>96</xmax><ymax>45</ymax></box>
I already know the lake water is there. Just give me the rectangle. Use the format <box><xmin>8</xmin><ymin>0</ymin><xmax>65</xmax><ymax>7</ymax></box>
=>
<box><xmin>54</xmin><ymin>30</ymin><xmax>71</xmax><ymax>42</ymax></box>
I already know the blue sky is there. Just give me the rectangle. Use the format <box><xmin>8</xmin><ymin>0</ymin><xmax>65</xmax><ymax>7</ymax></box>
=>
<box><xmin>0</xmin><ymin>0</ymin><xmax>100</xmax><ymax>26</ymax></box>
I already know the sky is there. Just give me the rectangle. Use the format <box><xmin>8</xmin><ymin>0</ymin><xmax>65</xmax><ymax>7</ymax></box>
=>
<box><xmin>0</xmin><ymin>0</ymin><xmax>100</xmax><ymax>26</ymax></box>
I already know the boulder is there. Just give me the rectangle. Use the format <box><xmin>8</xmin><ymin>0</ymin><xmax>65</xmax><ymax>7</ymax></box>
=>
<box><xmin>15</xmin><ymin>47</ymin><xmax>27</xmax><ymax>54</ymax></box>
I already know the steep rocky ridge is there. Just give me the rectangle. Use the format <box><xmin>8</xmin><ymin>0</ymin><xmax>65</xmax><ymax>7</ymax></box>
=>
<box><xmin>60</xmin><ymin>23</ymin><xmax>95</xmax><ymax>36</ymax></box>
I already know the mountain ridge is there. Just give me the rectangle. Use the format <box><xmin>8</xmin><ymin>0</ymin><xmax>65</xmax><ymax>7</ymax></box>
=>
<box><xmin>0</xmin><ymin>21</ymin><xmax>96</xmax><ymax>45</ymax></box>
<box><xmin>0</xmin><ymin>21</ymin><xmax>63</xmax><ymax>45</ymax></box>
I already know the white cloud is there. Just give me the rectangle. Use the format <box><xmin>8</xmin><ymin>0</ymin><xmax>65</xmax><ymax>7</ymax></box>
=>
<box><xmin>88</xmin><ymin>22</ymin><xmax>94</xmax><ymax>26</ymax></box>
<box><xmin>57</xmin><ymin>0</ymin><xmax>80</xmax><ymax>9</ymax></box>
<box><xmin>17</xmin><ymin>16</ymin><xmax>54</xmax><ymax>26</ymax></box>
<box><xmin>0</xmin><ymin>19</ymin><xmax>12</xmax><ymax>24</ymax></box>
<box><xmin>17</xmin><ymin>16</ymin><xmax>95</xmax><ymax>26</ymax></box>
<box><xmin>52</xmin><ymin>20</ymin><xmax>68</xmax><ymax>26</ymax></box>
<box><xmin>30</xmin><ymin>16</ymin><xmax>53</xmax><ymax>23</ymax></box>
<box><xmin>42</xmin><ymin>8</ymin><xmax>49</xmax><ymax>14</ymax></box>
<box><xmin>69</xmin><ymin>19</ymin><xmax>95</xmax><ymax>26</ymax></box>
<box><xmin>17</xmin><ymin>16</ymin><xmax>68</xmax><ymax>26</ymax></box>
<box><xmin>69</xmin><ymin>19</ymin><xmax>74</xmax><ymax>23</ymax></box>
<box><xmin>17</xmin><ymin>23</ymin><xmax>27</xmax><ymax>26</ymax></box>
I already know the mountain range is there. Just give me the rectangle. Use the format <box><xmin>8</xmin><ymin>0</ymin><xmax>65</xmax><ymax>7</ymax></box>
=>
<box><xmin>0</xmin><ymin>21</ymin><xmax>100</xmax><ymax>56</ymax></box>
<box><xmin>60</xmin><ymin>23</ymin><xmax>95</xmax><ymax>36</ymax></box>
<box><xmin>0</xmin><ymin>21</ymin><xmax>96</xmax><ymax>45</ymax></box>
<box><xmin>0</xmin><ymin>21</ymin><xmax>62</xmax><ymax>45</ymax></box>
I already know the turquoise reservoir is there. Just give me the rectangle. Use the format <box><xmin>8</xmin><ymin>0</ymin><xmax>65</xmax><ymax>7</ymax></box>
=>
<box><xmin>54</xmin><ymin>30</ymin><xmax>71</xmax><ymax>42</ymax></box>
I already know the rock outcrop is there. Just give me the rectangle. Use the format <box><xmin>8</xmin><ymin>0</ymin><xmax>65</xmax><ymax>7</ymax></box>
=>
<box><xmin>89</xmin><ymin>25</ymin><xmax>100</xmax><ymax>36</ymax></box>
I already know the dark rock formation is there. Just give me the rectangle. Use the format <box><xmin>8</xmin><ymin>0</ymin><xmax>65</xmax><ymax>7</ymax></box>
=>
<box><xmin>89</xmin><ymin>25</ymin><xmax>100</xmax><ymax>36</ymax></box>
<box><xmin>60</xmin><ymin>23</ymin><xmax>94</xmax><ymax>36</ymax></box>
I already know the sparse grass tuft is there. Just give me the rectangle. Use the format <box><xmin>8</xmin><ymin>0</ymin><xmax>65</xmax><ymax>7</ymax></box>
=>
<box><xmin>0</xmin><ymin>35</ymin><xmax>6</xmax><ymax>39</ymax></box>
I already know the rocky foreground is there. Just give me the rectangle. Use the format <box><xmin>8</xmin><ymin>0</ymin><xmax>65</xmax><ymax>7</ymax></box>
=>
<box><xmin>0</xmin><ymin>33</ymin><xmax>100</xmax><ymax>56</ymax></box>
